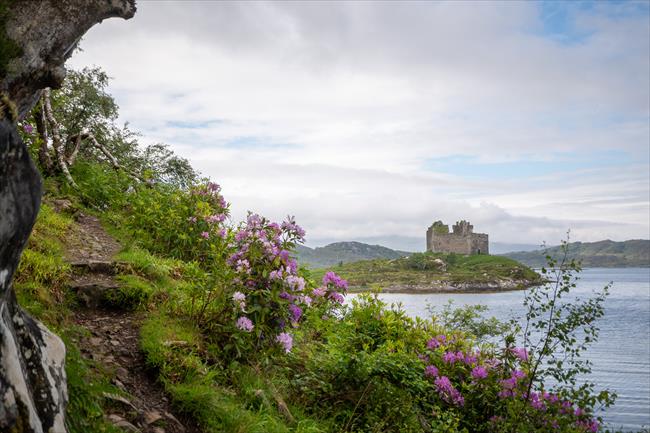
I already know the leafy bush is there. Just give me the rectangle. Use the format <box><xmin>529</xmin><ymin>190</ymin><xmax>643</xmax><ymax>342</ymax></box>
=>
<box><xmin>126</xmin><ymin>181</ymin><xmax>229</xmax><ymax>263</ymax></box>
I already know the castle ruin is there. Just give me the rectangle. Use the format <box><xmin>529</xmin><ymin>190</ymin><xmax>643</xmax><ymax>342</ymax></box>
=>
<box><xmin>426</xmin><ymin>220</ymin><xmax>489</xmax><ymax>255</ymax></box>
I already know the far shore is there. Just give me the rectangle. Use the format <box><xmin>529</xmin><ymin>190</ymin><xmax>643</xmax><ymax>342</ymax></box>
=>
<box><xmin>346</xmin><ymin>279</ymin><xmax>542</xmax><ymax>294</ymax></box>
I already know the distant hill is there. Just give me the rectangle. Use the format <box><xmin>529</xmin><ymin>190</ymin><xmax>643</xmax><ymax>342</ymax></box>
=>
<box><xmin>296</xmin><ymin>241</ymin><xmax>410</xmax><ymax>268</ymax></box>
<box><xmin>490</xmin><ymin>242</ymin><xmax>544</xmax><ymax>255</ymax></box>
<box><xmin>502</xmin><ymin>240</ymin><xmax>650</xmax><ymax>268</ymax></box>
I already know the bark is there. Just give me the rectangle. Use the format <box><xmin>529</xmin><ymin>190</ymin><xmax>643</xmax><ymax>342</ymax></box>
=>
<box><xmin>42</xmin><ymin>88</ymin><xmax>77</xmax><ymax>188</ymax></box>
<box><xmin>85</xmin><ymin>131</ymin><xmax>148</xmax><ymax>183</ymax></box>
<box><xmin>0</xmin><ymin>1</ymin><xmax>136</xmax><ymax>432</ymax></box>
<box><xmin>32</xmin><ymin>101</ymin><xmax>54</xmax><ymax>174</ymax></box>
<box><xmin>65</xmin><ymin>134</ymin><xmax>82</xmax><ymax>166</ymax></box>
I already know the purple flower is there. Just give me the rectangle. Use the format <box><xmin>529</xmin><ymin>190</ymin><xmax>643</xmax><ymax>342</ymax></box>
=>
<box><xmin>23</xmin><ymin>124</ymin><xmax>34</xmax><ymax>134</ymax></box>
<box><xmin>328</xmin><ymin>291</ymin><xmax>345</xmax><ymax>304</ymax></box>
<box><xmin>236</xmin><ymin>316</ymin><xmax>254</xmax><ymax>332</ymax></box>
<box><xmin>207</xmin><ymin>181</ymin><xmax>221</xmax><ymax>192</ymax></box>
<box><xmin>276</xmin><ymin>332</ymin><xmax>293</xmax><ymax>353</ymax></box>
<box><xmin>281</xmin><ymin>215</ymin><xmax>306</xmax><ymax>241</ymax></box>
<box><xmin>235</xmin><ymin>259</ymin><xmax>251</xmax><ymax>274</ymax></box>
<box><xmin>285</xmin><ymin>275</ymin><xmax>305</xmax><ymax>292</ymax></box>
<box><xmin>205</xmin><ymin>213</ymin><xmax>226</xmax><ymax>224</ymax></box>
<box><xmin>442</xmin><ymin>351</ymin><xmax>462</xmax><ymax>364</ymax></box>
<box><xmin>312</xmin><ymin>287</ymin><xmax>326</xmax><ymax>297</ymax></box>
<box><xmin>511</xmin><ymin>347</ymin><xmax>529</xmax><ymax>362</ymax></box>
<box><xmin>511</xmin><ymin>369</ymin><xmax>526</xmax><ymax>380</ymax></box>
<box><xmin>286</xmin><ymin>258</ymin><xmax>298</xmax><ymax>274</ymax></box>
<box><xmin>322</xmin><ymin>271</ymin><xmax>348</xmax><ymax>291</ymax></box>
<box><xmin>200</xmin><ymin>231</ymin><xmax>210</xmax><ymax>239</ymax></box>
<box><xmin>529</xmin><ymin>392</ymin><xmax>545</xmax><ymax>410</ymax></box>
<box><xmin>232</xmin><ymin>291</ymin><xmax>246</xmax><ymax>310</ymax></box>
<box><xmin>235</xmin><ymin>229</ymin><xmax>249</xmax><ymax>242</ymax></box>
<box><xmin>434</xmin><ymin>376</ymin><xmax>464</xmax><ymax>406</ymax></box>
<box><xmin>288</xmin><ymin>304</ymin><xmax>303</xmax><ymax>322</ymax></box>
<box><xmin>269</xmin><ymin>269</ymin><xmax>283</xmax><ymax>280</ymax></box>
<box><xmin>471</xmin><ymin>366</ymin><xmax>488</xmax><ymax>380</ymax></box>
<box><xmin>278</xmin><ymin>250</ymin><xmax>290</xmax><ymax>262</ymax></box>
<box><xmin>426</xmin><ymin>338</ymin><xmax>440</xmax><ymax>350</ymax></box>
<box><xmin>279</xmin><ymin>291</ymin><xmax>293</xmax><ymax>301</ymax></box>
<box><xmin>463</xmin><ymin>352</ymin><xmax>478</xmax><ymax>365</ymax></box>
<box><xmin>424</xmin><ymin>365</ymin><xmax>439</xmax><ymax>378</ymax></box>
<box><xmin>187</xmin><ymin>216</ymin><xmax>197</xmax><ymax>223</ymax></box>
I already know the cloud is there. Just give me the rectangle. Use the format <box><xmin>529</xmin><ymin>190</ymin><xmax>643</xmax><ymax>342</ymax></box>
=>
<box><xmin>68</xmin><ymin>2</ymin><xmax>650</xmax><ymax>246</ymax></box>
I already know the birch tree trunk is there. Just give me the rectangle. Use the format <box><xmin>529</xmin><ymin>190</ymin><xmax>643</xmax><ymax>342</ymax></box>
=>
<box><xmin>0</xmin><ymin>1</ymin><xmax>136</xmax><ymax>431</ymax></box>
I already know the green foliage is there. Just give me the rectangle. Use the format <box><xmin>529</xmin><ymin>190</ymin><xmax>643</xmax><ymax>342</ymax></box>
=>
<box><xmin>430</xmin><ymin>301</ymin><xmax>512</xmax><ymax>343</ymax></box>
<box><xmin>23</xmin><ymin>66</ymin><xmax>198</xmax><ymax>188</ymax></box>
<box><xmin>140</xmin><ymin>313</ymin><xmax>326</xmax><ymax>433</ymax></box>
<box><xmin>126</xmin><ymin>182</ymin><xmax>229</xmax><ymax>263</ymax></box>
<box><xmin>517</xmin><ymin>238</ymin><xmax>615</xmax><ymax>423</ymax></box>
<box><xmin>65</xmin><ymin>161</ymin><xmax>134</xmax><ymax>208</ymax></box>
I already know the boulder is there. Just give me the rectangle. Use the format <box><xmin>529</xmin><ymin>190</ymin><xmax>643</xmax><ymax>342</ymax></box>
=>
<box><xmin>0</xmin><ymin>1</ymin><xmax>135</xmax><ymax>431</ymax></box>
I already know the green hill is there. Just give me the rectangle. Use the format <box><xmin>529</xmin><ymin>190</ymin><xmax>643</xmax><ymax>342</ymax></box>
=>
<box><xmin>296</xmin><ymin>241</ymin><xmax>410</xmax><ymax>268</ymax></box>
<box><xmin>310</xmin><ymin>252</ymin><xmax>542</xmax><ymax>293</ymax></box>
<box><xmin>503</xmin><ymin>240</ymin><xmax>649</xmax><ymax>268</ymax></box>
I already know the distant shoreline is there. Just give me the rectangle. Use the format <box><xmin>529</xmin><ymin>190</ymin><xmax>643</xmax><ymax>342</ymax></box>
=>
<box><xmin>347</xmin><ymin>278</ymin><xmax>541</xmax><ymax>294</ymax></box>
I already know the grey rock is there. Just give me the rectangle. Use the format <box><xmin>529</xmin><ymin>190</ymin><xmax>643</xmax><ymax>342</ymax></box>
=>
<box><xmin>0</xmin><ymin>1</ymin><xmax>136</xmax><ymax>432</ymax></box>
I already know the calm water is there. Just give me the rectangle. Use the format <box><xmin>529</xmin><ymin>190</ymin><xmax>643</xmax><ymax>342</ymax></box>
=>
<box><xmin>350</xmin><ymin>268</ymin><xmax>650</xmax><ymax>431</ymax></box>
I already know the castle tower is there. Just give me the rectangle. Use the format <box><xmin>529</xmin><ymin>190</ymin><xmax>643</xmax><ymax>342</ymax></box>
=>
<box><xmin>426</xmin><ymin>220</ymin><xmax>488</xmax><ymax>255</ymax></box>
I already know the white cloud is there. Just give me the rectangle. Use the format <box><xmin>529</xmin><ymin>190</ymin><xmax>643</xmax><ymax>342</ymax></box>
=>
<box><xmin>68</xmin><ymin>2</ymin><xmax>650</xmax><ymax>247</ymax></box>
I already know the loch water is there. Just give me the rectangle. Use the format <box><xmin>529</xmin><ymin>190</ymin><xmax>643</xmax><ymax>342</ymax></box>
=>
<box><xmin>354</xmin><ymin>268</ymin><xmax>650</xmax><ymax>431</ymax></box>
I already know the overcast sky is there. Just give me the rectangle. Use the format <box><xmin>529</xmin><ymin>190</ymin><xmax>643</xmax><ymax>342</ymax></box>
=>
<box><xmin>69</xmin><ymin>1</ymin><xmax>650</xmax><ymax>251</ymax></box>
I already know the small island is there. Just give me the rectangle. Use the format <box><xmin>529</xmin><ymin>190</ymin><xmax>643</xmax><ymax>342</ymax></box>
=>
<box><xmin>310</xmin><ymin>220</ymin><xmax>542</xmax><ymax>293</ymax></box>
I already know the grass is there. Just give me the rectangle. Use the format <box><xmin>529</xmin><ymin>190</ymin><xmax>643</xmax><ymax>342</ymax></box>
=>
<box><xmin>140</xmin><ymin>313</ymin><xmax>329</xmax><ymax>433</ymax></box>
<box><xmin>310</xmin><ymin>252</ymin><xmax>541</xmax><ymax>290</ymax></box>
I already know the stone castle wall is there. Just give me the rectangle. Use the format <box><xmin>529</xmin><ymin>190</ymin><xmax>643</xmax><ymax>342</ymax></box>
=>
<box><xmin>426</xmin><ymin>221</ymin><xmax>489</xmax><ymax>255</ymax></box>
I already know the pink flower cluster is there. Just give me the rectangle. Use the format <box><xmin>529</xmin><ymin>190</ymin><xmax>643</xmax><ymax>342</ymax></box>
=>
<box><xmin>312</xmin><ymin>271</ymin><xmax>348</xmax><ymax>305</ymax></box>
<box><xmin>186</xmin><ymin>182</ymin><xmax>229</xmax><ymax>242</ymax></box>
<box><xmin>227</xmin><ymin>213</ymin><xmax>345</xmax><ymax>353</ymax></box>
<box><xmin>434</xmin><ymin>376</ymin><xmax>464</xmax><ymax>406</ymax></box>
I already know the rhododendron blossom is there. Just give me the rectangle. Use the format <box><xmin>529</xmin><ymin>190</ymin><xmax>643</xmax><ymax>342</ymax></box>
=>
<box><xmin>236</xmin><ymin>316</ymin><xmax>253</xmax><ymax>332</ymax></box>
<box><xmin>276</xmin><ymin>332</ymin><xmax>293</xmax><ymax>353</ymax></box>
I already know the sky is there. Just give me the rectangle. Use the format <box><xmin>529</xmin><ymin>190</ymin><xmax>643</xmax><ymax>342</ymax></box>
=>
<box><xmin>68</xmin><ymin>0</ymin><xmax>650</xmax><ymax>251</ymax></box>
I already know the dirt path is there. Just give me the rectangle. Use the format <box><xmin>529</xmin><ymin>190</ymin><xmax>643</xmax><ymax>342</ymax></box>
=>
<box><xmin>63</xmin><ymin>211</ymin><xmax>201</xmax><ymax>433</ymax></box>
<box><xmin>65</xmin><ymin>213</ymin><xmax>121</xmax><ymax>265</ymax></box>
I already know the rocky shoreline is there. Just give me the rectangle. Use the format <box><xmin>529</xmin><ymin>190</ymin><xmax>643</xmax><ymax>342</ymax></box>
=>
<box><xmin>349</xmin><ymin>278</ymin><xmax>541</xmax><ymax>294</ymax></box>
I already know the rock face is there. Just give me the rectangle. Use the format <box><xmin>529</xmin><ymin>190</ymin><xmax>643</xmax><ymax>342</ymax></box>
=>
<box><xmin>0</xmin><ymin>1</ymin><xmax>135</xmax><ymax>431</ymax></box>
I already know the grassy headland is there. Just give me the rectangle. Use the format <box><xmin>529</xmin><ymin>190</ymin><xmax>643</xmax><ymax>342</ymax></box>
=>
<box><xmin>309</xmin><ymin>252</ymin><xmax>542</xmax><ymax>293</ymax></box>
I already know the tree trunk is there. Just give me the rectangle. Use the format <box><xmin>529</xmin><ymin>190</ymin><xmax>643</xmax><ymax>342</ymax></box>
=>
<box><xmin>33</xmin><ymin>101</ymin><xmax>54</xmax><ymax>174</ymax></box>
<box><xmin>0</xmin><ymin>1</ymin><xmax>136</xmax><ymax>432</ymax></box>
